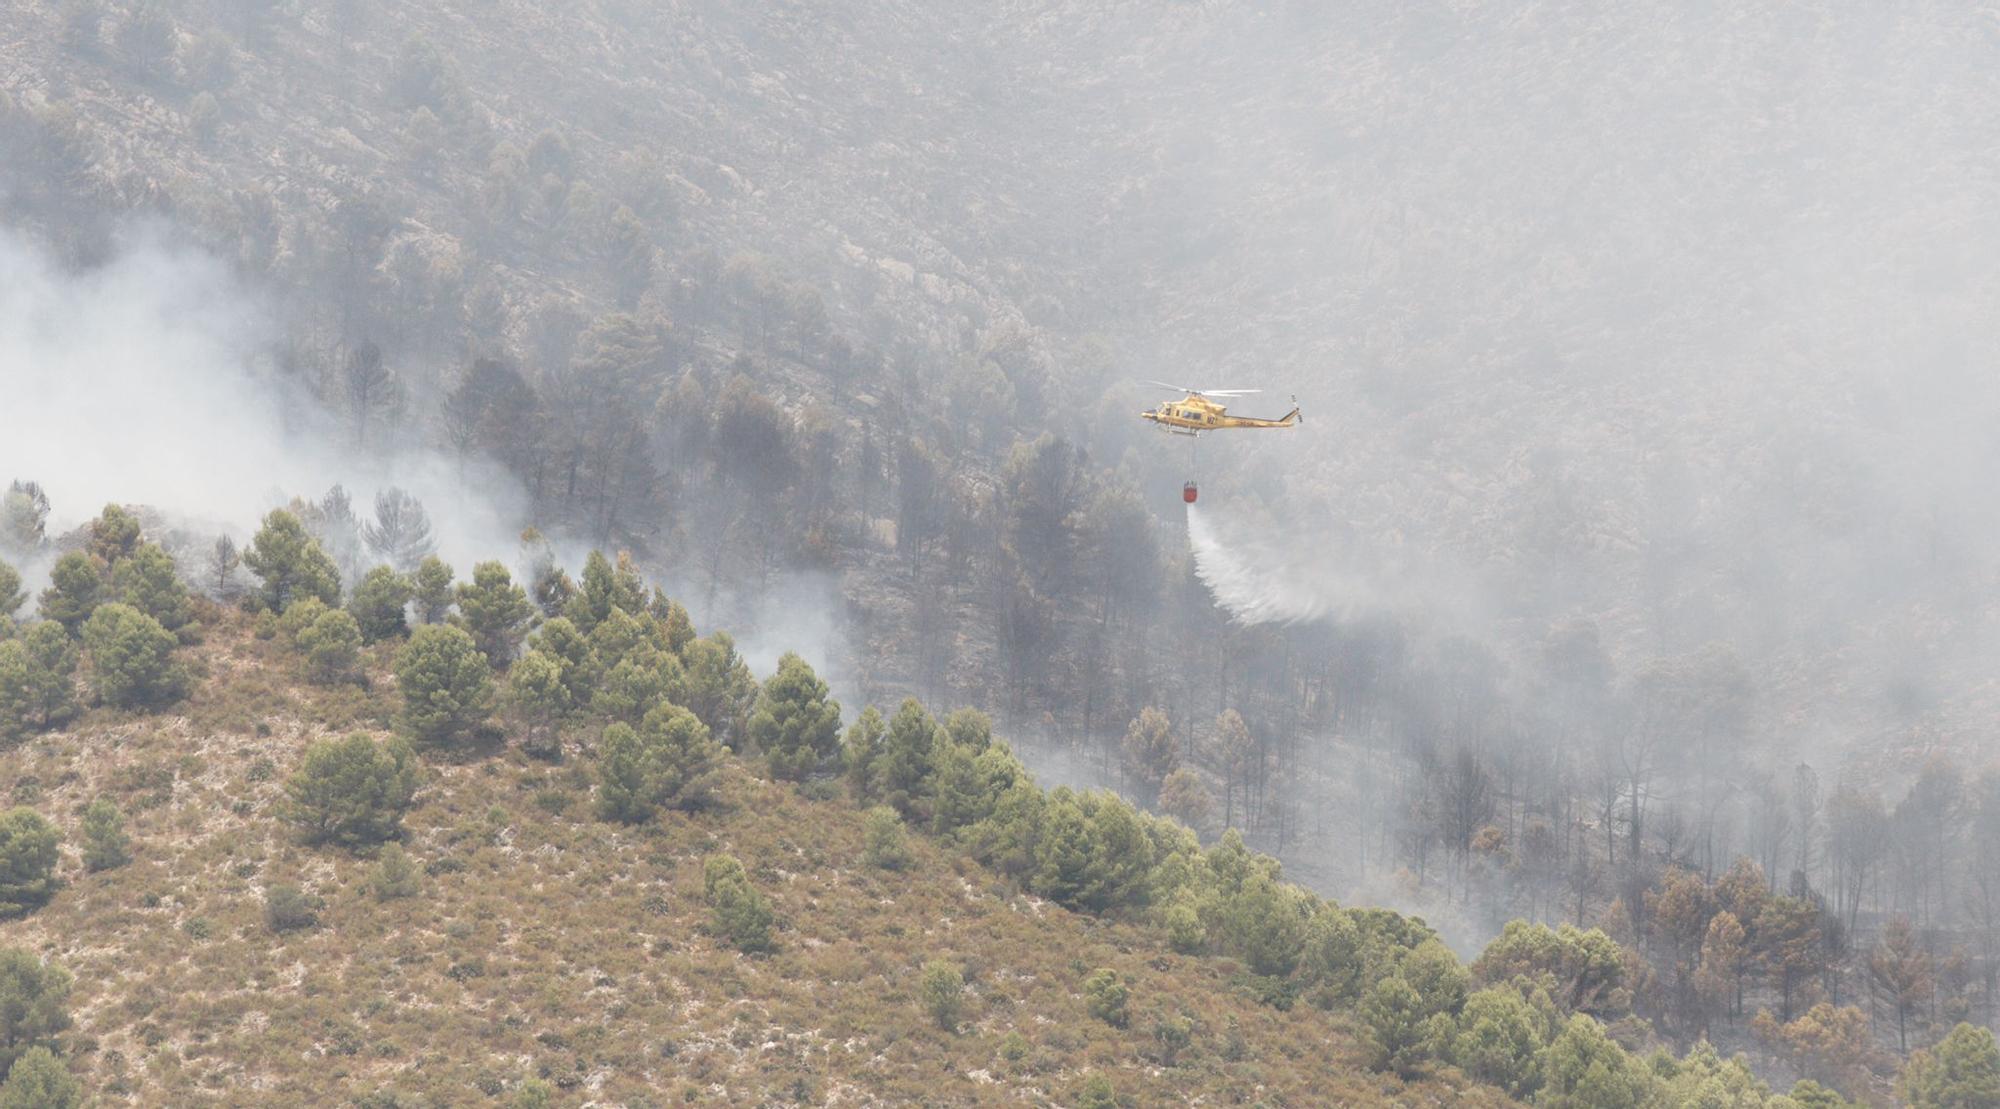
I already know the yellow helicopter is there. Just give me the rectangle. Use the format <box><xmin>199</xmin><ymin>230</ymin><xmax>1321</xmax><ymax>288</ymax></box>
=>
<box><xmin>1139</xmin><ymin>383</ymin><xmax>1300</xmax><ymax>503</ymax></box>
<box><xmin>1140</xmin><ymin>383</ymin><xmax>1301</xmax><ymax>434</ymax></box>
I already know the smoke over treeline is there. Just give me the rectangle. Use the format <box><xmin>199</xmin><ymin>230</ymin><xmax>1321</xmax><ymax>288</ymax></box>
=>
<box><xmin>6</xmin><ymin>0</ymin><xmax>2000</xmax><ymax>1088</ymax></box>
<box><xmin>1055</xmin><ymin>3</ymin><xmax>2000</xmax><ymax>765</ymax></box>
<box><xmin>0</xmin><ymin>227</ymin><xmax>525</xmax><ymax>565</ymax></box>
<box><xmin>1041</xmin><ymin>3</ymin><xmax>2000</xmax><ymax>1070</ymax></box>
<box><xmin>0</xmin><ymin>226</ymin><xmax>847</xmax><ymax>688</ymax></box>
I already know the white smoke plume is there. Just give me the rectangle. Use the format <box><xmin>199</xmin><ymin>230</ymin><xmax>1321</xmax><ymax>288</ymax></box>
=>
<box><xmin>0</xmin><ymin>225</ymin><xmax>851</xmax><ymax>684</ymax></box>
<box><xmin>0</xmin><ymin>227</ymin><xmax>527</xmax><ymax>574</ymax></box>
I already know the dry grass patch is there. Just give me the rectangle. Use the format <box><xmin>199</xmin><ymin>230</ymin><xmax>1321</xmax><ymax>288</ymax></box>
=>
<box><xmin>0</xmin><ymin>614</ymin><xmax>1515</xmax><ymax>1105</ymax></box>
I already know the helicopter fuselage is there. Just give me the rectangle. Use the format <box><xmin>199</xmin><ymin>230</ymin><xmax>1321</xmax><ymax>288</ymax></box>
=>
<box><xmin>1139</xmin><ymin>393</ymin><xmax>1301</xmax><ymax>433</ymax></box>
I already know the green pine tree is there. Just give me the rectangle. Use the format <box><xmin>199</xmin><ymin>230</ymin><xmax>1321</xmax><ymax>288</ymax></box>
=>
<box><xmin>1362</xmin><ymin>974</ymin><xmax>1429</xmax><ymax>1077</ymax></box>
<box><xmin>585</xmin><ymin>606</ymin><xmax>649</xmax><ymax>671</ymax></box>
<box><xmin>920</xmin><ymin>960</ymin><xmax>964</xmax><ymax>1031</ymax></box>
<box><xmin>590</xmin><ymin>644</ymin><xmax>680</xmax><ymax>726</ymax></box>
<box><xmin>843</xmin><ymin>706</ymin><xmax>887</xmax><ymax>802</ymax></box>
<box><xmin>455</xmin><ymin>560</ymin><xmax>534</xmax><ymax>666</ymax></box>
<box><xmin>1217</xmin><ymin>871</ymin><xmax>1308</xmax><ymax>978</ymax></box>
<box><xmin>1030</xmin><ymin>788</ymin><xmax>1095</xmax><ymax>908</ymax></box>
<box><xmin>394</xmin><ymin>624</ymin><xmax>493</xmax><ymax>743</ymax></box>
<box><xmin>0</xmin><ymin>644</ymin><xmax>30</xmax><ymax>743</ymax></box>
<box><xmin>81</xmin><ymin>603</ymin><xmax>188</xmax><ymax>708</ymax></box>
<box><xmin>1899</xmin><ymin>1022</ymin><xmax>2000</xmax><ymax>1109</ymax></box>
<box><xmin>242</xmin><ymin>509</ymin><xmax>341</xmax><ymax>612</ymax></box>
<box><xmin>1083</xmin><ymin>967</ymin><xmax>1128</xmax><ymax>1027</ymax></box>
<box><xmin>507</xmin><ymin>648</ymin><xmax>574</xmax><ymax>750</ymax></box>
<box><xmin>676</xmin><ymin>632</ymin><xmax>755</xmax><ymax>746</ymax></box>
<box><xmin>1403</xmin><ymin>938</ymin><xmax>1471</xmax><ymax>1019</ymax></box>
<box><xmin>85</xmin><ymin>504</ymin><xmax>141</xmax><ymax>566</ymax></box>
<box><xmin>0</xmin><ymin>1045</ymin><xmax>81</xmax><ymax>1109</ymax></box>
<box><xmin>1540</xmin><ymin>1014</ymin><xmax>1655</xmax><ymax>1109</ymax></box>
<box><xmin>564</xmin><ymin>550</ymin><xmax>643</xmax><ymax>630</ymax></box>
<box><xmin>1079</xmin><ymin>793</ymin><xmax>1153</xmax><ymax>913</ymax></box>
<box><xmin>1450</xmin><ymin>986</ymin><xmax>1548</xmax><ymax>1098</ymax></box>
<box><xmin>0</xmin><ymin>562</ymin><xmax>23</xmax><ymax>620</ymax></box>
<box><xmin>1300</xmin><ymin>904</ymin><xmax>1363</xmax><ymax>1003</ymax></box>
<box><xmin>863</xmin><ymin>806</ymin><xmax>912</xmax><ymax>870</ymax></box>
<box><xmin>0</xmin><ymin>811</ymin><xmax>60</xmax><ymax>920</ymax></box>
<box><xmin>0</xmin><ymin>949</ymin><xmax>70</xmax><ymax>1075</ymax></box>
<box><xmin>112</xmin><ymin>542</ymin><xmax>191</xmax><ymax>631</ymax></box>
<box><xmin>411</xmin><ymin>556</ymin><xmax>455</xmax><ymax>624</ymax></box>
<box><xmin>702</xmin><ymin>854</ymin><xmax>773</xmax><ymax>953</ymax></box>
<box><xmin>878</xmin><ymin>698</ymin><xmax>938</xmax><ymax>816</ymax></box>
<box><xmin>526</xmin><ymin>617</ymin><xmax>596</xmax><ymax>707</ymax></box>
<box><xmin>297</xmin><ymin>608</ymin><xmax>364</xmax><ymax>685</ymax></box>
<box><xmin>748</xmin><ymin>652</ymin><xmax>842</xmax><ymax>780</ymax></box>
<box><xmin>36</xmin><ymin>552</ymin><xmax>102</xmax><ymax>633</ymax></box>
<box><xmin>347</xmin><ymin>566</ymin><xmax>413</xmax><ymax>643</ymax></box>
<box><xmin>3</xmin><ymin>625</ymin><xmax>77</xmax><ymax>733</ymax></box>
<box><xmin>281</xmin><ymin>733</ymin><xmax>421</xmax><ymax>847</ymax></box>
<box><xmin>595</xmin><ymin>704</ymin><xmax>721</xmax><ymax>822</ymax></box>
<box><xmin>369</xmin><ymin>843</ymin><xmax>423</xmax><ymax>900</ymax></box>
<box><xmin>80</xmin><ymin>798</ymin><xmax>130</xmax><ymax>872</ymax></box>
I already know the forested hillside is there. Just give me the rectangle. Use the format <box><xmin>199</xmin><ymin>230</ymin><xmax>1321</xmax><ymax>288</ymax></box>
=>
<box><xmin>0</xmin><ymin>504</ymin><xmax>1890</xmax><ymax>1107</ymax></box>
<box><xmin>5</xmin><ymin>0</ymin><xmax>2000</xmax><ymax>1104</ymax></box>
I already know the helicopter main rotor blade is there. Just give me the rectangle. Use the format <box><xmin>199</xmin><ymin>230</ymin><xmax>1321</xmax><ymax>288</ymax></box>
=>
<box><xmin>1147</xmin><ymin>381</ymin><xmax>1263</xmax><ymax>396</ymax></box>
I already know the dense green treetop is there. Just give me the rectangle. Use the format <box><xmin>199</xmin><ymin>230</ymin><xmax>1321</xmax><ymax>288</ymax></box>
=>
<box><xmin>748</xmin><ymin>652</ymin><xmax>842</xmax><ymax>781</ymax></box>
<box><xmin>395</xmin><ymin>624</ymin><xmax>493</xmax><ymax>742</ymax></box>
<box><xmin>243</xmin><ymin>510</ymin><xmax>341</xmax><ymax>612</ymax></box>
<box><xmin>81</xmin><ymin>603</ymin><xmax>187</xmax><ymax>708</ymax></box>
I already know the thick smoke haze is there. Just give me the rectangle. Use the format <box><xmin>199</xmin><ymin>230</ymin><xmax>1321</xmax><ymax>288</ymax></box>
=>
<box><xmin>0</xmin><ymin>227</ymin><xmax>526</xmax><ymax>567</ymax></box>
<box><xmin>0</xmin><ymin>228</ymin><xmax>848</xmax><ymax>682</ymax></box>
<box><xmin>1052</xmin><ymin>3</ymin><xmax>2000</xmax><ymax>770</ymax></box>
<box><xmin>5</xmin><ymin>1</ymin><xmax>2000</xmax><ymax>1088</ymax></box>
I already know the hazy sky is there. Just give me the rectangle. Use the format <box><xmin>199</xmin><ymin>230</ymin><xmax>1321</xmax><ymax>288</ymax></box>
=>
<box><xmin>5</xmin><ymin>1</ymin><xmax>1995</xmax><ymax>763</ymax></box>
<box><xmin>1010</xmin><ymin>3</ymin><xmax>2000</xmax><ymax>761</ymax></box>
